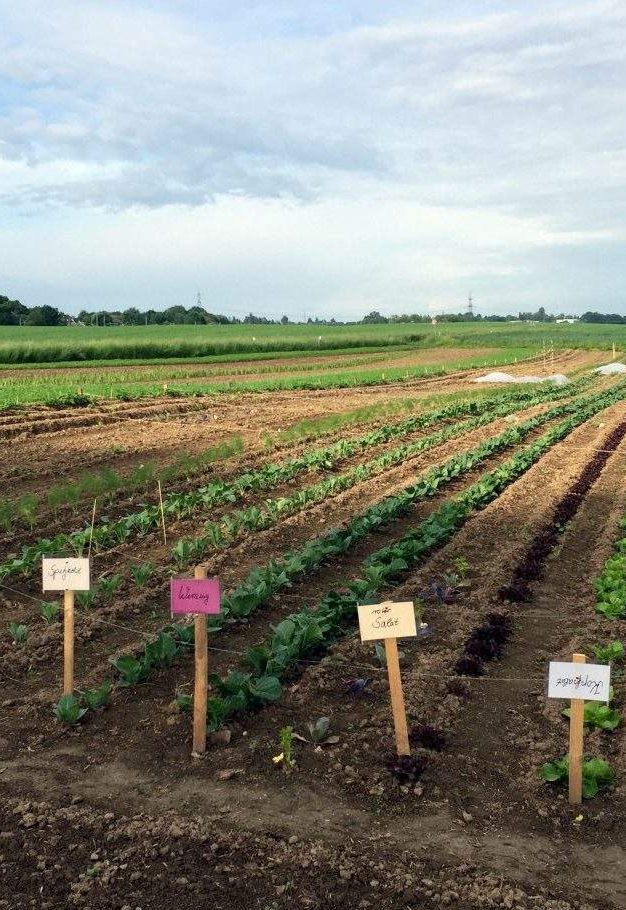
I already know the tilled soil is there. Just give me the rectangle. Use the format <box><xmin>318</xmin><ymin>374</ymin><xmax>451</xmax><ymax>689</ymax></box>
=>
<box><xmin>0</xmin><ymin>400</ymin><xmax>578</xmax><ymax>702</ymax></box>
<box><xmin>1</xmin><ymin>358</ymin><xmax>623</xmax><ymax>909</ymax></box>
<box><xmin>0</xmin><ymin>348</ymin><xmax>600</xmax><ymax>501</ymax></box>
<box><xmin>1</xmin><ymin>400</ymin><xmax>626</xmax><ymax>909</ymax></box>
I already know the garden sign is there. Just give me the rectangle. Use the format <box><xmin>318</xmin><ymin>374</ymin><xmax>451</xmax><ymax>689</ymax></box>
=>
<box><xmin>548</xmin><ymin>653</ymin><xmax>611</xmax><ymax>804</ymax></box>
<box><xmin>357</xmin><ymin>601</ymin><xmax>417</xmax><ymax>756</ymax></box>
<box><xmin>42</xmin><ymin>557</ymin><xmax>91</xmax><ymax>696</ymax></box>
<box><xmin>170</xmin><ymin>570</ymin><xmax>221</xmax><ymax>757</ymax></box>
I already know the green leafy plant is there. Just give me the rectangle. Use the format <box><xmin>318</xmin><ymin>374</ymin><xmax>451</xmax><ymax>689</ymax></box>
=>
<box><xmin>8</xmin><ymin>622</ymin><xmax>28</xmax><ymax>644</ymax></box>
<box><xmin>77</xmin><ymin>588</ymin><xmax>97</xmax><ymax>610</ymax></box>
<box><xmin>129</xmin><ymin>562</ymin><xmax>154</xmax><ymax>587</ymax></box>
<box><xmin>562</xmin><ymin>702</ymin><xmax>621</xmax><ymax>731</ymax></box>
<box><xmin>39</xmin><ymin>601</ymin><xmax>60</xmax><ymax>624</ymax></box>
<box><xmin>306</xmin><ymin>716</ymin><xmax>338</xmax><ymax>744</ymax></box>
<box><xmin>175</xmin><ymin>693</ymin><xmax>193</xmax><ymax>713</ymax></box>
<box><xmin>453</xmin><ymin>556</ymin><xmax>470</xmax><ymax>579</ymax></box>
<box><xmin>592</xmin><ymin>641</ymin><xmax>625</xmax><ymax>664</ymax></box>
<box><xmin>53</xmin><ymin>694</ymin><xmax>88</xmax><ymax>726</ymax></box>
<box><xmin>373</xmin><ymin>642</ymin><xmax>387</xmax><ymax>667</ymax></box>
<box><xmin>111</xmin><ymin>654</ymin><xmax>149</xmax><ymax>686</ymax></box>
<box><xmin>541</xmin><ymin>755</ymin><xmax>614</xmax><ymax>798</ymax></box>
<box><xmin>273</xmin><ymin>725</ymin><xmax>296</xmax><ymax>771</ymax></box>
<box><xmin>99</xmin><ymin>574</ymin><xmax>122</xmax><ymax>602</ymax></box>
<box><xmin>81</xmin><ymin>682</ymin><xmax>112</xmax><ymax>710</ymax></box>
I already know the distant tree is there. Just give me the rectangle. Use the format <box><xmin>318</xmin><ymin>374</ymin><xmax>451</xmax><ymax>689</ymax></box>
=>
<box><xmin>0</xmin><ymin>295</ymin><xmax>28</xmax><ymax>325</ymax></box>
<box><xmin>25</xmin><ymin>305</ymin><xmax>64</xmax><ymax>326</ymax></box>
<box><xmin>123</xmin><ymin>307</ymin><xmax>143</xmax><ymax>325</ymax></box>
<box><xmin>362</xmin><ymin>311</ymin><xmax>388</xmax><ymax>324</ymax></box>
<box><xmin>280</xmin><ymin>315</ymin><xmax>289</xmax><ymax>325</ymax></box>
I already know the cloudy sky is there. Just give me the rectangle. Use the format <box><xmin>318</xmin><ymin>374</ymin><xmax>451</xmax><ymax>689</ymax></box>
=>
<box><xmin>1</xmin><ymin>0</ymin><xmax>625</xmax><ymax>319</ymax></box>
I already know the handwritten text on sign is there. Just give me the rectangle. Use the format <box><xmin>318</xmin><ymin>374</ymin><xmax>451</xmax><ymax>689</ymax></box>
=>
<box><xmin>170</xmin><ymin>577</ymin><xmax>221</xmax><ymax>615</ymax></box>
<box><xmin>42</xmin><ymin>558</ymin><xmax>90</xmax><ymax>591</ymax></box>
<box><xmin>357</xmin><ymin>601</ymin><xmax>417</xmax><ymax>642</ymax></box>
<box><xmin>548</xmin><ymin>661</ymin><xmax>611</xmax><ymax>702</ymax></box>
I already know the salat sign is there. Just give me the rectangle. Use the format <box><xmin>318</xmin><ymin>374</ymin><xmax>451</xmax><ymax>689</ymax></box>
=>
<box><xmin>357</xmin><ymin>601</ymin><xmax>417</xmax><ymax>642</ymax></box>
<box><xmin>170</xmin><ymin>577</ymin><xmax>221</xmax><ymax>615</ymax></box>
<box><xmin>548</xmin><ymin>661</ymin><xmax>611</xmax><ymax>702</ymax></box>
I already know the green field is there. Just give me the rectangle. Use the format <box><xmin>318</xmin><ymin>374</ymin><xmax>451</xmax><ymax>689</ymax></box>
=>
<box><xmin>0</xmin><ymin>321</ymin><xmax>624</xmax><ymax>366</ymax></box>
<box><xmin>0</xmin><ymin>348</ymin><xmax>534</xmax><ymax>409</ymax></box>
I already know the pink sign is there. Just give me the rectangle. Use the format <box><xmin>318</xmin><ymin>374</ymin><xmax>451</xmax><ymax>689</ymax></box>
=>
<box><xmin>170</xmin><ymin>577</ymin><xmax>221</xmax><ymax>615</ymax></box>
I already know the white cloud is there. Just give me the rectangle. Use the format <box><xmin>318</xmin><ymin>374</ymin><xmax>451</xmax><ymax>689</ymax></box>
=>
<box><xmin>0</xmin><ymin>0</ymin><xmax>626</xmax><ymax>315</ymax></box>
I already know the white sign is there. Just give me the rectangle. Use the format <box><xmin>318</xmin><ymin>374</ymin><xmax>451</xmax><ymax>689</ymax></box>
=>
<box><xmin>42</xmin><ymin>558</ymin><xmax>91</xmax><ymax>592</ymax></box>
<box><xmin>548</xmin><ymin>661</ymin><xmax>611</xmax><ymax>702</ymax></box>
<box><xmin>357</xmin><ymin>601</ymin><xmax>417</xmax><ymax>642</ymax></box>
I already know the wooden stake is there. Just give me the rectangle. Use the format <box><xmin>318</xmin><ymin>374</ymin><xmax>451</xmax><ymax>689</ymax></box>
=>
<box><xmin>63</xmin><ymin>590</ymin><xmax>75</xmax><ymax>695</ymax></box>
<box><xmin>157</xmin><ymin>481</ymin><xmax>167</xmax><ymax>545</ymax></box>
<box><xmin>87</xmin><ymin>498</ymin><xmax>97</xmax><ymax>559</ymax></box>
<box><xmin>192</xmin><ymin>565</ymin><xmax>208</xmax><ymax>757</ymax></box>
<box><xmin>384</xmin><ymin>637</ymin><xmax>410</xmax><ymax>756</ymax></box>
<box><xmin>613</xmin><ymin>342</ymin><xmax>616</xmax><ymax>360</ymax></box>
<box><xmin>568</xmin><ymin>652</ymin><xmax>586</xmax><ymax>804</ymax></box>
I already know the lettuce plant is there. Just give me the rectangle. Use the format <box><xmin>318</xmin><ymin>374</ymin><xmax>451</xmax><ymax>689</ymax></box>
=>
<box><xmin>562</xmin><ymin>702</ymin><xmax>621</xmax><ymax>731</ymax></box>
<box><xmin>54</xmin><ymin>694</ymin><xmax>88</xmax><ymax>726</ymax></box>
<box><xmin>541</xmin><ymin>756</ymin><xmax>614</xmax><ymax>798</ymax></box>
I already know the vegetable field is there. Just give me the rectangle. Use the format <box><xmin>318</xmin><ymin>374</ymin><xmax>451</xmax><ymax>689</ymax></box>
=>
<box><xmin>2</xmin><ymin>342</ymin><xmax>626</xmax><ymax>910</ymax></box>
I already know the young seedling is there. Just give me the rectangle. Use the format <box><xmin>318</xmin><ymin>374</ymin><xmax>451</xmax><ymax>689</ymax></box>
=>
<box><xmin>175</xmin><ymin>693</ymin><xmax>193</xmax><ymax>713</ymax></box>
<box><xmin>8</xmin><ymin>622</ymin><xmax>28</xmax><ymax>645</ymax></box>
<box><xmin>77</xmin><ymin>588</ymin><xmax>97</xmax><ymax>610</ymax></box>
<box><xmin>306</xmin><ymin>716</ymin><xmax>339</xmax><ymax>745</ymax></box>
<box><xmin>592</xmin><ymin>641</ymin><xmax>624</xmax><ymax>664</ymax></box>
<box><xmin>40</xmin><ymin>601</ymin><xmax>61</xmax><ymax>624</ymax></box>
<box><xmin>81</xmin><ymin>682</ymin><xmax>112</xmax><ymax>710</ymax></box>
<box><xmin>54</xmin><ymin>694</ymin><xmax>88</xmax><ymax>726</ymax></box>
<box><xmin>129</xmin><ymin>562</ymin><xmax>154</xmax><ymax>587</ymax></box>
<box><xmin>345</xmin><ymin>677</ymin><xmax>372</xmax><ymax>697</ymax></box>
<box><xmin>541</xmin><ymin>755</ymin><xmax>614</xmax><ymax>798</ymax></box>
<box><xmin>273</xmin><ymin>725</ymin><xmax>296</xmax><ymax>772</ymax></box>
<box><xmin>99</xmin><ymin>574</ymin><xmax>122</xmax><ymax>602</ymax></box>
<box><xmin>453</xmin><ymin>556</ymin><xmax>470</xmax><ymax>579</ymax></box>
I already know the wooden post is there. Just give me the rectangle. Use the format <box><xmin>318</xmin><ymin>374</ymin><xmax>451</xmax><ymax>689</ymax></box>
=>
<box><xmin>613</xmin><ymin>342</ymin><xmax>616</xmax><ymax>360</ymax></box>
<box><xmin>384</xmin><ymin>637</ymin><xmax>410</xmax><ymax>756</ymax></box>
<box><xmin>157</xmin><ymin>481</ymin><xmax>167</xmax><ymax>545</ymax></box>
<box><xmin>192</xmin><ymin>565</ymin><xmax>208</xmax><ymax>757</ymax></box>
<box><xmin>63</xmin><ymin>590</ymin><xmax>75</xmax><ymax>695</ymax></box>
<box><xmin>568</xmin><ymin>652</ymin><xmax>586</xmax><ymax>804</ymax></box>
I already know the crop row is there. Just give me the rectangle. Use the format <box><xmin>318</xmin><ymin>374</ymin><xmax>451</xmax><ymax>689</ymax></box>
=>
<box><xmin>2</xmin><ymin>379</ymin><xmax>589</xmax><ymax>583</ymax></box>
<box><xmin>195</xmin><ymin>391</ymin><xmax>626</xmax><ymax>732</ymax></box>
<box><xmin>595</xmin><ymin>517</ymin><xmax>626</xmax><ymax>619</ymax></box>
<box><xmin>0</xmin><ymin>347</ymin><xmax>537</xmax><ymax>410</ymax></box>
<box><xmin>0</xmin><ymin>393</ymin><xmax>432</xmax><ymax>532</ymax></box>
<box><xmin>103</xmin><ymin>384</ymin><xmax>626</xmax><ymax>708</ymax></box>
<box><xmin>169</xmin><ymin>387</ymin><xmax>593</xmax><ymax>569</ymax></box>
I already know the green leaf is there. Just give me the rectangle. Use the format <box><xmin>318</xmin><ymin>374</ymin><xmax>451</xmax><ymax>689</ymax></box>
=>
<box><xmin>249</xmin><ymin>675</ymin><xmax>281</xmax><ymax>704</ymax></box>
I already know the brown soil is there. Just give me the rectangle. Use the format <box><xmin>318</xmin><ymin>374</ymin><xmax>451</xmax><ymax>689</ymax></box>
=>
<box><xmin>0</xmin><ymin>359</ymin><xmax>622</xmax><ymax>910</ymax></box>
<box><xmin>0</xmin><ymin>349</ymin><xmax>602</xmax><ymax>503</ymax></box>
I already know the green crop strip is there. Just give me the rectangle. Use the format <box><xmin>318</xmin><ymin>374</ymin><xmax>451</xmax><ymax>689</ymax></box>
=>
<box><xmin>103</xmin><ymin>384</ymin><xmax>625</xmax><ymax>699</ymax></box>
<box><xmin>0</xmin><ymin>347</ymin><xmax>537</xmax><ymax>410</ymax></box>
<box><xmin>200</xmin><ymin>385</ymin><xmax>626</xmax><ymax>730</ymax></box>
<box><xmin>170</xmin><ymin>385</ymin><xmax>589</xmax><ymax>569</ymax></box>
<box><xmin>2</xmin><ymin>380</ymin><xmax>586</xmax><ymax>582</ymax></box>
<box><xmin>595</xmin><ymin>517</ymin><xmax>626</xmax><ymax>619</ymax></box>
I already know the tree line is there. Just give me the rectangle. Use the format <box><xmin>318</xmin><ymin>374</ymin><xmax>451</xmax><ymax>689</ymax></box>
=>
<box><xmin>2</xmin><ymin>293</ymin><xmax>626</xmax><ymax>327</ymax></box>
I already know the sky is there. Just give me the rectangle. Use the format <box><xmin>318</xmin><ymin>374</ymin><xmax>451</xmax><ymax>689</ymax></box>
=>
<box><xmin>1</xmin><ymin>0</ymin><xmax>626</xmax><ymax>320</ymax></box>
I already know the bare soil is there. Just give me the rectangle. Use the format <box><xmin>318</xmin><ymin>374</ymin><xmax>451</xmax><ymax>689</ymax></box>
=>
<box><xmin>0</xmin><ymin>360</ymin><xmax>623</xmax><ymax>910</ymax></box>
